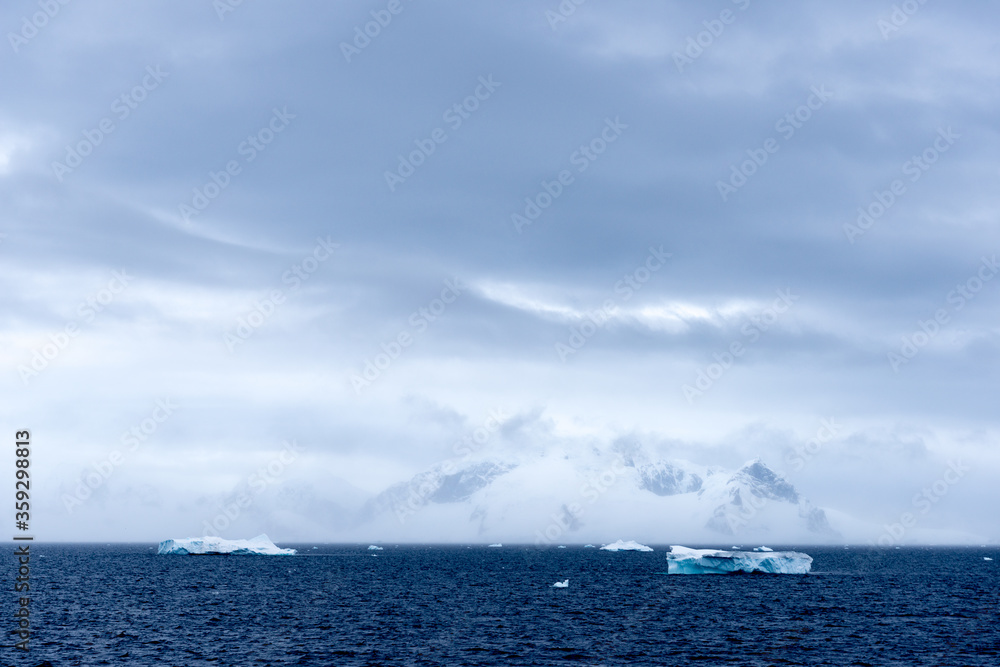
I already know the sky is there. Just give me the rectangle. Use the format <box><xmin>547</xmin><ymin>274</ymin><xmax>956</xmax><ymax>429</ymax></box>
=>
<box><xmin>1</xmin><ymin>0</ymin><xmax>998</xmax><ymax>543</ymax></box>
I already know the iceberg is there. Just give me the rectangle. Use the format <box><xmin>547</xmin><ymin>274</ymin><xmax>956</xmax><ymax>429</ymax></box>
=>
<box><xmin>600</xmin><ymin>539</ymin><xmax>653</xmax><ymax>552</ymax></box>
<box><xmin>488</xmin><ymin>543</ymin><xmax>502</xmax><ymax>547</ymax></box>
<box><xmin>753</xmin><ymin>546</ymin><xmax>774</xmax><ymax>552</ymax></box>
<box><xmin>367</xmin><ymin>545</ymin><xmax>384</xmax><ymax>550</ymax></box>
<box><xmin>667</xmin><ymin>546</ymin><xmax>811</xmax><ymax>574</ymax></box>
<box><xmin>985</xmin><ymin>557</ymin><xmax>994</xmax><ymax>561</ymax></box>
<box><xmin>552</xmin><ymin>579</ymin><xmax>569</xmax><ymax>588</ymax></box>
<box><xmin>157</xmin><ymin>534</ymin><xmax>295</xmax><ymax>556</ymax></box>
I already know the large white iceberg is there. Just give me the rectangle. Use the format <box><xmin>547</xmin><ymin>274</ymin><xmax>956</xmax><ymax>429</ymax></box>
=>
<box><xmin>157</xmin><ymin>534</ymin><xmax>295</xmax><ymax>556</ymax></box>
<box><xmin>667</xmin><ymin>545</ymin><xmax>811</xmax><ymax>574</ymax></box>
<box><xmin>600</xmin><ymin>539</ymin><xmax>653</xmax><ymax>552</ymax></box>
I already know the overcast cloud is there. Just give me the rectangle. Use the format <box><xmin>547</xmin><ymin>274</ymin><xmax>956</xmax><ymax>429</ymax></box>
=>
<box><xmin>2</xmin><ymin>0</ymin><xmax>998</xmax><ymax>542</ymax></box>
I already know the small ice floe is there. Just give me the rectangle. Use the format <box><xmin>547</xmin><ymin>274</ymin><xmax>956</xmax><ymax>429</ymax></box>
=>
<box><xmin>488</xmin><ymin>543</ymin><xmax>502</xmax><ymax>548</ymax></box>
<box><xmin>753</xmin><ymin>546</ymin><xmax>773</xmax><ymax>552</ymax></box>
<box><xmin>557</xmin><ymin>545</ymin><xmax>567</xmax><ymax>549</ymax></box>
<box><xmin>552</xmin><ymin>579</ymin><xmax>569</xmax><ymax>588</ymax></box>
<box><xmin>583</xmin><ymin>544</ymin><xmax>595</xmax><ymax>548</ymax></box>
<box><xmin>985</xmin><ymin>557</ymin><xmax>994</xmax><ymax>561</ymax></box>
<box><xmin>731</xmin><ymin>546</ymin><xmax>741</xmax><ymax>550</ymax></box>
<box><xmin>367</xmin><ymin>545</ymin><xmax>383</xmax><ymax>551</ymax></box>
<box><xmin>312</xmin><ymin>546</ymin><xmax>318</xmax><ymax>550</ymax></box>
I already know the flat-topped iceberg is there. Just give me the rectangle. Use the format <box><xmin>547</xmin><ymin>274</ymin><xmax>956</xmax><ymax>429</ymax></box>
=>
<box><xmin>667</xmin><ymin>545</ymin><xmax>811</xmax><ymax>574</ymax></box>
<box><xmin>158</xmin><ymin>534</ymin><xmax>295</xmax><ymax>556</ymax></box>
<box><xmin>601</xmin><ymin>539</ymin><xmax>653</xmax><ymax>552</ymax></box>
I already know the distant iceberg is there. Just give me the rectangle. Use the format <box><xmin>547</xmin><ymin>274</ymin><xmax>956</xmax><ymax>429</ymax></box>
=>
<box><xmin>985</xmin><ymin>557</ymin><xmax>994</xmax><ymax>561</ymax></box>
<box><xmin>552</xmin><ymin>579</ymin><xmax>569</xmax><ymax>588</ymax></box>
<box><xmin>601</xmin><ymin>539</ymin><xmax>653</xmax><ymax>552</ymax></box>
<box><xmin>754</xmin><ymin>546</ymin><xmax>774</xmax><ymax>552</ymax></box>
<box><xmin>667</xmin><ymin>546</ymin><xmax>811</xmax><ymax>574</ymax></box>
<box><xmin>488</xmin><ymin>543</ymin><xmax>502</xmax><ymax>547</ymax></box>
<box><xmin>367</xmin><ymin>545</ymin><xmax>384</xmax><ymax>550</ymax></box>
<box><xmin>158</xmin><ymin>534</ymin><xmax>295</xmax><ymax>556</ymax></box>
<box><xmin>583</xmin><ymin>544</ymin><xmax>596</xmax><ymax>548</ymax></box>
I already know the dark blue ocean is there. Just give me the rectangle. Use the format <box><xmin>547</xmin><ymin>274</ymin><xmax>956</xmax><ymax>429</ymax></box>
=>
<box><xmin>5</xmin><ymin>545</ymin><xmax>999</xmax><ymax>666</ymax></box>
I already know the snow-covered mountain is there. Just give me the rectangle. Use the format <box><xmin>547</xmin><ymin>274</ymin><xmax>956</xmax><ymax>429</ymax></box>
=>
<box><xmin>348</xmin><ymin>444</ymin><xmax>839</xmax><ymax>544</ymax></box>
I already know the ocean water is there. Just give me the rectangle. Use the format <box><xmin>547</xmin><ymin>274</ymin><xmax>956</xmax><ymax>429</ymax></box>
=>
<box><xmin>6</xmin><ymin>545</ymin><xmax>999</xmax><ymax>665</ymax></box>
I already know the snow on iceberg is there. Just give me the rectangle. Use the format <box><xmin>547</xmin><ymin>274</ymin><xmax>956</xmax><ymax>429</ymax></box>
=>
<box><xmin>600</xmin><ymin>540</ymin><xmax>653</xmax><ymax>552</ymax></box>
<box><xmin>667</xmin><ymin>546</ymin><xmax>811</xmax><ymax>574</ymax></box>
<box><xmin>157</xmin><ymin>534</ymin><xmax>295</xmax><ymax>556</ymax></box>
